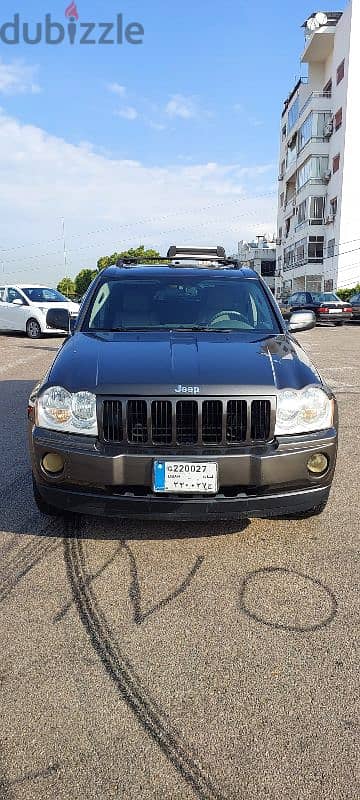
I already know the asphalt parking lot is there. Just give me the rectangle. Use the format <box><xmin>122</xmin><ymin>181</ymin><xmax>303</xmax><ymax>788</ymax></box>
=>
<box><xmin>0</xmin><ymin>327</ymin><xmax>359</xmax><ymax>800</ymax></box>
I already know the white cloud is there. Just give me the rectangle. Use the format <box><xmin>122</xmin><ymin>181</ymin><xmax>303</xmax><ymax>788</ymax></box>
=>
<box><xmin>0</xmin><ymin>110</ymin><xmax>276</xmax><ymax>284</ymax></box>
<box><xmin>165</xmin><ymin>94</ymin><xmax>199</xmax><ymax>119</ymax></box>
<box><xmin>114</xmin><ymin>106</ymin><xmax>139</xmax><ymax>120</ymax></box>
<box><xmin>0</xmin><ymin>59</ymin><xmax>41</xmax><ymax>95</ymax></box>
<box><xmin>107</xmin><ymin>83</ymin><xmax>126</xmax><ymax>97</ymax></box>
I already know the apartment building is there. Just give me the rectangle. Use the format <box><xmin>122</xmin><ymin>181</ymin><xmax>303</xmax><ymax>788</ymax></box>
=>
<box><xmin>236</xmin><ymin>236</ymin><xmax>276</xmax><ymax>293</ymax></box>
<box><xmin>276</xmin><ymin>2</ymin><xmax>360</xmax><ymax>294</ymax></box>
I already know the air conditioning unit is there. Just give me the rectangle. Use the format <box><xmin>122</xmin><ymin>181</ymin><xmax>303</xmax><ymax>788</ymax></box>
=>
<box><xmin>278</xmin><ymin>173</ymin><xmax>284</xmax><ymax>181</ymax></box>
<box><xmin>323</xmin><ymin>119</ymin><xmax>333</xmax><ymax>138</ymax></box>
<box><xmin>325</xmin><ymin>213</ymin><xmax>335</xmax><ymax>224</ymax></box>
<box><xmin>275</xmin><ymin>238</ymin><xmax>282</xmax><ymax>245</ymax></box>
<box><xmin>323</xmin><ymin>170</ymin><xmax>332</xmax><ymax>182</ymax></box>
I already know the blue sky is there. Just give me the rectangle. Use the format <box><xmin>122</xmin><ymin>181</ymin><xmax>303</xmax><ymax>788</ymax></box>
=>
<box><xmin>0</xmin><ymin>0</ymin><xmax>346</xmax><ymax>282</ymax></box>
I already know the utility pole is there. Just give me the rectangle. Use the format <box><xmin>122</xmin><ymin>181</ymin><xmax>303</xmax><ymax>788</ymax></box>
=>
<box><xmin>61</xmin><ymin>218</ymin><xmax>67</xmax><ymax>274</ymax></box>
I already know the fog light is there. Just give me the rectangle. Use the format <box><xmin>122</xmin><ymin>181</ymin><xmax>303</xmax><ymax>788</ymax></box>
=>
<box><xmin>42</xmin><ymin>453</ymin><xmax>65</xmax><ymax>475</ymax></box>
<box><xmin>307</xmin><ymin>453</ymin><xmax>328</xmax><ymax>475</ymax></box>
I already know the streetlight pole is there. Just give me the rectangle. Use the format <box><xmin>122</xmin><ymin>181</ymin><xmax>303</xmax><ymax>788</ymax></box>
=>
<box><xmin>61</xmin><ymin>218</ymin><xmax>67</xmax><ymax>274</ymax></box>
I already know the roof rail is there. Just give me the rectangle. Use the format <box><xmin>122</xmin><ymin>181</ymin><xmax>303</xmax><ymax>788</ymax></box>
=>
<box><xmin>115</xmin><ymin>245</ymin><xmax>247</xmax><ymax>270</ymax></box>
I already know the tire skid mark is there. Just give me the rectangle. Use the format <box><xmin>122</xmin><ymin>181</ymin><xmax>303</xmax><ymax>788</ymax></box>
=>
<box><xmin>0</xmin><ymin>528</ymin><xmax>60</xmax><ymax>605</ymax></box>
<box><xmin>53</xmin><ymin>544</ymin><xmax>123</xmax><ymax>623</ymax></box>
<box><xmin>123</xmin><ymin>541</ymin><xmax>205</xmax><ymax>625</ymax></box>
<box><xmin>64</xmin><ymin>534</ymin><xmax>225</xmax><ymax>800</ymax></box>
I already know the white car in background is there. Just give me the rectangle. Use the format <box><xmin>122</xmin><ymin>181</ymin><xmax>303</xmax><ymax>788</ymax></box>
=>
<box><xmin>0</xmin><ymin>284</ymin><xmax>80</xmax><ymax>339</ymax></box>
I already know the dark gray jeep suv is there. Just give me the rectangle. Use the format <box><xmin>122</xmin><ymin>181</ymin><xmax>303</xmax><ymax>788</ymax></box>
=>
<box><xmin>28</xmin><ymin>246</ymin><xmax>338</xmax><ymax>521</ymax></box>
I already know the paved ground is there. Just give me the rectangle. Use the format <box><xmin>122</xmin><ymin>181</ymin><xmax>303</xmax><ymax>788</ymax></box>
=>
<box><xmin>0</xmin><ymin>327</ymin><xmax>359</xmax><ymax>800</ymax></box>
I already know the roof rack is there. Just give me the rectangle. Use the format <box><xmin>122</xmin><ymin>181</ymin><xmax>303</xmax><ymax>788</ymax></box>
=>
<box><xmin>116</xmin><ymin>245</ymin><xmax>248</xmax><ymax>270</ymax></box>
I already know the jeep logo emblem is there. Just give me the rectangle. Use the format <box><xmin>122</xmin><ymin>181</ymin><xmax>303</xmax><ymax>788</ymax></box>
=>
<box><xmin>174</xmin><ymin>385</ymin><xmax>200</xmax><ymax>394</ymax></box>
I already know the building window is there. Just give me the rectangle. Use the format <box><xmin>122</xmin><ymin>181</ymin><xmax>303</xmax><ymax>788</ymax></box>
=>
<box><xmin>282</xmin><ymin>124</ymin><xmax>287</xmax><ymax>140</ymax></box>
<box><xmin>261</xmin><ymin>260</ymin><xmax>275</xmax><ymax>277</ymax></box>
<box><xmin>333</xmin><ymin>154</ymin><xmax>340</xmax><ymax>173</ymax></box>
<box><xmin>308</xmin><ymin>236</ymin><xmax>324</xmax><ymax>263</ymax></box>
<box><xmin>297</xmin><ymin>156</ymin><xmax>328</xmax><ymax>189</ymax></box>
<box><xmin>334</xmin><ymin>108</ymin><xmax>342</xmax><ymax>131</ymax></box>
<box><xmin>280</xmin><ymin>192</ymin><xmax>284</xmax><ymax>207</ymax></box>
<box><xmin>298</xmin><ymin>199</ymin><xmax>306</xmax><ymax>225</ymax></box>
<box><xmin>278</xmin><ymin>227</ymin><xmax>282</xmax><ymax>241</ymax></box>
<box><xmin>323</xmin><ymin>79</ymin><xmax>332</xmax><ymax>96</ymax></box>
<box><xmin>336</xmin><ymin>59</ymin><xmax>345</xmax><ymax>85</ymax></box>
<box><xmin>310</xmin><ymin>196</ymin><xmax>325</xmax><ymax>224</ymax></box>
<box><xmin>298</xmin><ymin>113</ymin><xmax>312</xmax><ymax>152</ymax></box>
<box><xmin>285</xmin><ymin>217</ymin><xmax>291</xmax><ymax>237</ymax></box>
<box><xmin>327</xmin><ymin>239</ymin><xmax>335</xmax><ymax>258</ymax></box>
<box><xmin>296</xmin><ymin>237</ymin><xmax>306</xmax><ymax>265</ymax></box>
<box><xmin>284</xmin><ymin>245</ymin><xmax>295</xmax><ymax>270</ymax></box>
<box><xmin>317</xmin><ymin>112</ymin><xmax>332</xmax><ymax>137</ymax></box>
<box><xmin>330</xmin><ymin>197</ymin><xmax>338</xmax><ymax>217</ymax></box>
<box><xmin>324</xmin><ymin>279</ymin><xmax>334</xmax><ymax>292</ymax></box>
<box><xmin>288</xmin><ymin>97</ymin><xmax>299</xmax><ymax>132</ymax></box>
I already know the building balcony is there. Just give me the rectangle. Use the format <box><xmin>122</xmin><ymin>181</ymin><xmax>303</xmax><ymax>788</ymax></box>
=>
<box><xmin>301</xmin><ymin>28</ymin><xmax>335</xmax><ymax>64</ymax></box>
<box><xmin>295</xmin><ymin>218</ymin><xmax>326</xmax><ymax>233</ymax></box>
<box><xmin>298</xmin><ymin>91</ymin><xmax>332</xmax><ymax>122</ymax></box>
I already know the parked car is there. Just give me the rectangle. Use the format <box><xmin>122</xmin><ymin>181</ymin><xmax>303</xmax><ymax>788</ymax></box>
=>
<box><xmin>28</xmin><ymin>245</ymin><xmax>338</xmax><ymax>523</ymax></box>
<box><xmin>348</xmin><ymin>292</ymin><xmax>360</xmax><ymax>320</ymax></box>
<box><xmin>0</xmin><ymin>285</ymin><xmax>79</xmax><ymax>338</ymax></box>
<box><xmin>281</xmin><ymin>291</ymin><xmax>352</xmax><ymax>325</ymax></box>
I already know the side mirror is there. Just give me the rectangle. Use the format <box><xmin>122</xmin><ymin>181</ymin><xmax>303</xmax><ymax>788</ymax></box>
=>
<box><xmin>46</xmin><ymin>308</ymin><xmax>70</xmax><ymax>333</ymax></box>
<box><xmin>12</xmin><ymin>298</ymin><xmax>25</xmax><ymax>306</ymax></box>
<box><xmin>288</xmin><ymin>310</ymin><xmax>316</xmax><ymax>333</ymax></box>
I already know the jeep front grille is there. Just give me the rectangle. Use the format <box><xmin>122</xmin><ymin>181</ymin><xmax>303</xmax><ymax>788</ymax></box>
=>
<box><xmin>101</xmin><ymin>397</ymin><xmax>274</xmax><ymax>446</ymax></box>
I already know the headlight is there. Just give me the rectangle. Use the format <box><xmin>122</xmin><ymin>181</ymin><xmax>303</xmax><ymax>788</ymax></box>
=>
<box><xmin>36</xmin><ymin>386</ymin><xmax>98</xmax><ymax>435</ymax></box>
<box><xmin>275</xmin><ymin>386</ymin><xmax>333</xmax><ymax>435</ymax></box>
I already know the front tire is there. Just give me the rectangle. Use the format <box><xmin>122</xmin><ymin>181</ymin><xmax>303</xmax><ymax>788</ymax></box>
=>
<box><xmin>26</xmin><ymin>318</ymin><xmax>42</xmax><ymax>339</ymax></box>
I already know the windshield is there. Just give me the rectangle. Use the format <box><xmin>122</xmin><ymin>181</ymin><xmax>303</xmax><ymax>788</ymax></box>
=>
<box><xmin>22</xmin><ymin>287</ymin><xmax>68</xmax><ymax>303</ymax></box>
<box><xmin>310</xmin><ymin>292</ymin><xmax>340</xmax><ymax>303</ymax></box>
<box><xmin>85</xmin><ymin>276</ymin><xmax>281</xmax><ymax>334</ymax></box>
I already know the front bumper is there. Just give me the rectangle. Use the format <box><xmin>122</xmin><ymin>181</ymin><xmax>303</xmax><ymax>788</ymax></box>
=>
<box><xmin>30</xmin><ymin>426</ymin><xmax>337</xmax><ymax>520</ymax></box>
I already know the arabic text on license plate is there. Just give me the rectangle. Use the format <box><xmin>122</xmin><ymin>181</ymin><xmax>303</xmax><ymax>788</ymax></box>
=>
<box><xmin>153</xmin><ymin>461</ymin><xmax>218</xmax><ymax>494</ymax></box>
<box><xmin>329</xmin><ymin>308</ymin><xmax>340</xmax><ymax>313</ymax></box>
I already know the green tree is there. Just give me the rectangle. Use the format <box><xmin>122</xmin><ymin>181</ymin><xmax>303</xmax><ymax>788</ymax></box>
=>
<box><xmin>74</xmin><ymin>269</ymin><xmax>97</xmax><ymax>297</ymax></box>
<box><xmin>337</xmin><ymin>284</ymin><xmax>360</xmax><ymax>301</ymax></box>
<box><xmin>57</xmin><ymin>277</ymin><xmax>76</xmax><ymax>298</ymax></box>
<box><xmin>97</xmin><ymin>245</ymin><xmax>161</xmax><ymax>271</ymax></box>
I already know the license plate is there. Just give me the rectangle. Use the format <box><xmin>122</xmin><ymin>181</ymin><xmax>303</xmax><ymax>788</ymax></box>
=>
<box><xmin>329</xmin><ymin>309</ymin><xmax>340</xmax><ymax>313</ymax></box>
<box><xmin>153</xmin><ymin>461</ymin><xmax>218</xmax><ymax>494</ymax></box>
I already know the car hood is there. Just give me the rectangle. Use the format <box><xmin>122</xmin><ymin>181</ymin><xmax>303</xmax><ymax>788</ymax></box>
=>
<box><xmin>46</xmin><ymin>331</ymin><xmax>322</xmax><ymax>396</ymax></box>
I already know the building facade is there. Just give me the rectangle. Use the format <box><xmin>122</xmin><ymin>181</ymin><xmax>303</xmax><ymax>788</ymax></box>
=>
<box><xmin>236</xmin><ymin>236</ymin><xmax>276</xmax><ymax>293</ymax></box>
<box><xmin>276</xmin><ymin>3</ymin><xmax>360</xmax><ymax>295</ymax></box>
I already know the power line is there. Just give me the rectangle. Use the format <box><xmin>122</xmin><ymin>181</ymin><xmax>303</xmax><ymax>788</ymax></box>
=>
<box><xmin>0</xmin><ymin>190</ymin><xmax>278</xmax><ymax>254</ymax></box>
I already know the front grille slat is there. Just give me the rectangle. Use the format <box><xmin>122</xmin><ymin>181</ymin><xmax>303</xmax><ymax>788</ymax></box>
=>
<box><xmin>101</xmin><ymin>397</ymin><xmax>273</xmax><ymax>445</ymax></box>
<box><xmin>226</xmin><ymin>400</ymin><xmax>247</xmax><ymax>443</ymax></box>
<box><xmin>251</xmin><ymin>400</ymin><xmax>271</xmax><ymax>440</ymax></box>
<box><xmin>127</xmin><ymin>400</ymin><xmax>148</xmax><ymax>444</ymax></box>
<box><xmin>103</xmin><ymin>400</ymin><xmax>123</xmax><ymax>443</ymax></box>
<box><xmin>151</xmin><ymin>400</ymin><xmax>172</xmax><ymax>444</ymax></box>
<box><xmin>202</xmin><ymin>400</ymin><xmax>223</xmax><ymax>444</ymax></box>
<box><xmin>176</xmin><ymin>401</ymin><xmax>198</xmax><ymax>444</ymax></box>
